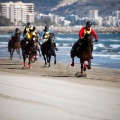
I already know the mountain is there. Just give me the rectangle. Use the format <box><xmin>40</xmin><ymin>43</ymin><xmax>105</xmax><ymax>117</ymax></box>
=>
<box><xmin>0</xmin><ymin>0</ymin><xmax>120</xmax><ymax>17</ymax></box>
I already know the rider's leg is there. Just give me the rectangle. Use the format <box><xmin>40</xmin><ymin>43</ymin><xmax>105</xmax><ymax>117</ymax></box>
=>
<box><xmin>71</xmin><ymin>38</ymin><xmax>81</xmax><ymax>66</ymax></box>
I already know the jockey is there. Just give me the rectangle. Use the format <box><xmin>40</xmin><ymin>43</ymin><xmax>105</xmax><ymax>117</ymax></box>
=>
<box><xmin>33</xmin><ymin>26</ymin><xmax>37</xmax><ymax>36</ymax></box>
<box><xmin>8</xmin><ymin>28</ymin><xmax>21</xmax><ymax>51</ymax></box>
<box><xmin>40</xmin><ymin>25</ymin><xmax>58</xmax><ymax>51</ymax></box>
<box><xmin>71</xmin><ymin>21</ymin><xmax>98</xmax><ymax>59</ymax></box>
<box><xmin>22</xmin><ymin>22</ymin><xmax>34</xmax><ymax>44</ymax></box>
<box><xmin>23</xmin><ymin>22</ymin><xmax>33</xmax><ymax>38</ymax></box>
<box><xmin>12</xmin><ymin>28</ymin><xmax>21</xmax><ymax>37</ymax></box>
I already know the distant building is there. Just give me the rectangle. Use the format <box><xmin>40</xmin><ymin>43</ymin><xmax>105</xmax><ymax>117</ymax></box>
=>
<box><xmin>1</xmin><ymin>1</ymin><xmax>34</xmax><ymax>25</ymax></box>
<box><xmin>112</xmin><ymin>11</ymin><xmax>120</xmax><ymax>21</ymax></box>
<box><xmin>89</xmin><ymin>10</ymin><xmax>98</xmax><ymax>19</ymax></box>
<box><xmin>66</xmin><ymin>14</ymin><xmax>79</xmax><ymax>25</ymax></box>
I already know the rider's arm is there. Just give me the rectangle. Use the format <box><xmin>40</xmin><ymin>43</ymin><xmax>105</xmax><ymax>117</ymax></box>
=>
<box><xmin>23</xmin><ymin>28</ymin><xmax>26</xmax><ymax>37</ymax></box>
<box><xmin>12</xmin><ymin>32</ymin><xmax>15</xmax><ymax>37</ymax></box>
<box><xmin>79</xmin><ymin>27</ymin><xmax>84</xmax><ymax>39</ymax></box>
<box><xmin>91</xmin><ymin>29</ymin><xmax>98</xmax><ymax>40</ymax></box>
<box><xmin>39</xmin><ymin>31</ymin><xmax>44</xmax><ymax>39</ymax></box>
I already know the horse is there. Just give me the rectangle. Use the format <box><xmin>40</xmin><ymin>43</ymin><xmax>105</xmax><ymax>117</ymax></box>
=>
<box><xmin>41</xmin><ymin>33</ymin><xmax>56</xmax><ymax>67</ymax></box>
<box><xmin>21</xmin><ymin>36</ymin><xmax>38</xmax><ymax>69</ymax></box>
<box><xmin>8</xmin><ymin>32</ymin><xmax>21</xmax><ymax>60</ymax></box>
<box><xmin>71</xmin><ymin>33</ymin><xmax>93</xmax><ymax>75</ymax></box>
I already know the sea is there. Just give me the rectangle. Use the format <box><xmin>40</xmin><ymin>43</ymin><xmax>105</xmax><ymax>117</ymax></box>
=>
<box><xmin>0</xmin><ymin>33</ymin><xmax>120</xmax><ymax>70</ymax></box>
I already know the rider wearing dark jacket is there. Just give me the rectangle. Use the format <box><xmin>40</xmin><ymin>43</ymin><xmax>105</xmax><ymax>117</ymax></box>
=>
<box><xmin>8</xmin><ymin>28</ymin><xmax>21</xmax><ymax>51</ymax></box>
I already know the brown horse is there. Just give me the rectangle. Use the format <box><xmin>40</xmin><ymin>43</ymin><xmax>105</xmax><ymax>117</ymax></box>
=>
<box><xmin>21</xmin><ymin>36</ymin><xmax>38</xmax><ymax>69</ymax></box>
<box><xmin>71</xmin><ymin>33</ymin><xmax>93</xmax><ymax>74</ymax></box>
<box><xmin>8</xmin><ymin>32</ymin><xmax>21</xmax><ymax>60</ymax></box>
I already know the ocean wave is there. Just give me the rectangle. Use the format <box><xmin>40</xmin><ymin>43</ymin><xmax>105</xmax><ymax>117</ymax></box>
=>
<box><xmin>56</xmin><ymin>37</ymin><xmax>77</xmax><ymax>41</ymax></box>
<box><xmin>93</xmin><ymin>53</ymin><xmax>120</xmax><ymax>59</ymax></box>
<box><xmin>56</xmin><ymin>43</ymin><xmax>72</xmax><ymax>47</ymax></box>
<box><xmin>110</xmin><ymin>44</ymin><xmax>120</xmax><ymax>49</ymax></box>
<box><xmin>0</xmin><ymin>34</ymin><xmax>11</xmax><ymax>38</ymax></box>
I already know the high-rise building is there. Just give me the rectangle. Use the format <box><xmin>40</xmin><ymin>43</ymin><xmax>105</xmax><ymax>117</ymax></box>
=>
<box><xmin>89</xmin><ymin>10</ymin><xmax>98</xmax><ymax>19</ymax></box>
<box><xmin>1</xmin><ymin>1</ymin><xmax>34</xmax><ymax>25</ymax></box>
<box><xmin>112</xmin><ymin>11</ymin><xmax>120</xmax><ymax>21</ymax></box>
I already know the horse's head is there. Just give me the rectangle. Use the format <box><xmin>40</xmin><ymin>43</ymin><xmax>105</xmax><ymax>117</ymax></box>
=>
<box><xmin>83</xmin><ymin>33</ymin><xmax>93</xmax><ymax>45</ymax></box>
<box><xmin>47</xmin><ymin>33</ymin><xmax>55</xmax><ymax>43</ymax></box>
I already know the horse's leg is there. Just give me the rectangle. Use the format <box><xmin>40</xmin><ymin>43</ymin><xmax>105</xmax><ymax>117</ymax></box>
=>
<box><xmin>28</xmin><ymin>55</ymin><xmax>31</xmax><ymax>69</ymax></box>
<box><xmin>16</xmin><ymin>48</ymin><xmax>21</xmax><ymax>59</ymax></box>
<box><xmin>23</xmin><ymin>54</ymin><xmax>26</xmax><ymax>69</ymax></box>
<box><xmin>71</xmin><ymin>58</ymin><xmax>74</xmax><ymax>66</ymax></box>
<box><xmin>54</xmin><ymin>53</ymin><xmax>56</xmax><ymax>64</ymax></box>
<box><xmin>48</xmin><ymin>56</ymin><xmax>51</xmax><ymax>67</ymax></box>
<box><xmin>11</xmin><ymin>49</ymin><xmax>14</xmax><ymax>60</ymax></box>
<box><xmin>83</xmin><ymin>62</ymin><xmax>87</xmax><ymax>71</ymax></box>
<box><xmin>38</xmin><ymin>45</ymin><xmax>41</xmax><ymax>57</ymax></box>
<box><xmin>43</xmin><ymin>54</ymin><xmax>47</xmax><ymax>66</ymax></box>
<box><xmin>9</xmin><ymin>49</ymin><xmax>12</xmax><ymax>60</ymax></box>
<box><xmin>86</xmin><ymin>59</ymin><xmax>91</xmax><ymax>69</ymax></box>
<box><xmin>80</xmin><ymin>60</ymin><xmax>84</xmax><ymax>74</ymax></box>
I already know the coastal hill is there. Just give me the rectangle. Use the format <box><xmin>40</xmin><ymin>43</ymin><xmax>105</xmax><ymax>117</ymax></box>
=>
<box><xmin>0</xmin><ymin>0</ymin><xmax>119</xmax><ymax>17</ymax></box>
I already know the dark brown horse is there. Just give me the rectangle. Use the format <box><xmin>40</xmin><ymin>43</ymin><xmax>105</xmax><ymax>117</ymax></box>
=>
<box><xmin>8</xmin><ymin>32</ymin><xmax>21</xmax><ymax>60</ymax></box>
<box><xmin>21</xmin><ymin>36</ymin><xmax>38</xmax><ymax>69</ymax></box>
<box><xmin>71</xmin><ymin>33</ymin><xmax>93</xmax><ymax>74</ymax></box>
<box><xmin>41</xmin><ymin>33</ymin><xmax>56</xmax><ymax>67</ymax></box>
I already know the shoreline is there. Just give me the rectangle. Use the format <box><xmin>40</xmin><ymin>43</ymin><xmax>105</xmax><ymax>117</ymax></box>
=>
<box><xmin>0</xmin><ymin>58</ymin><xmax>120</xmax><ymax>88</ymax></box>
<box><xmin>0</xmin><ymin>26</ymin><xmax>120</xmax><ymax>34</ymax></box>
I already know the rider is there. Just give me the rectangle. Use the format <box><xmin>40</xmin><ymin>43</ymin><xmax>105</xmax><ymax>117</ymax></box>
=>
<box><xmin>8</xmin><ymin>28</ymin><xmax>21</xmax><ymax>51</ymax></box>
<box><xmin>71</xmin><ymin>21</ymin><xmax>98</xmax><ymax>66</ymax></box>
<box><xmin>23</xmin><ymin>22</ymin><xmax>32</xmax><ymax>37</ymax></box>
<box><xmin>40</xmin><ymin>25</ymin><xmax>58</xmax><ymax>51</ymax></box>
<box><xmin>22</xmin><ymin>22</ymin><xmax>34</xmax><ymax>45</ymax></box>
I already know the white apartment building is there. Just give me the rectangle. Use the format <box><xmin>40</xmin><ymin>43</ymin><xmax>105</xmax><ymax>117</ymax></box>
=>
<box><xmin>89</xmin><ymin>10</ymin><xmax>98</xmax><ymax>19</ymax></box>
<box><xmin>1</xmin><ymin>1</ymin><xmax>34</xmax><ymax>25</ymax></box>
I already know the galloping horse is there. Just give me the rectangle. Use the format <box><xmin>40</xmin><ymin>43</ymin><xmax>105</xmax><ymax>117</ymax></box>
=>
<box><xmin>8</xmin><ymin>32</ymin><xmax>21</xmax><ymax>60</ymax></box>
<box><xmin>41</xmin><ymin>33</ymin><xmax>56</xmax><ymax>67</ymax></box>
<box><xmin>21</xmin><ymin>36</ymin><xmax>38</xmax><ymax>69</ymax></box>
<box><xmin>71</xmin><ymin>33</ymin><xmax>93</xmax><ymax>74</ymax></box>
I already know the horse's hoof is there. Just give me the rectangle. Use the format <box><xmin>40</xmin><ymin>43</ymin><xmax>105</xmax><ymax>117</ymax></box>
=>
<box><xmin>86</xmin><ymin>65</ymin><xmax>91</xmax><ymax>69</ymax></box>
<box><xmin>45</xmin><ymin>64</ymin><xmax>48</xmax><ymax>67</ymax></box>
<box><xmin>75</xmin><ymin>72</ymin><xmax>87</xmax><ymax>77</ymax></box>
<box><xmin>71</xmin><ymin>63</ymin><xmax>74</xmax><ymax>66</ymax></box>
<box><xmin>22</xmin><ymin>66</ymin><xmax>26</xmax><ymax>69</ymax></box>
<box><xmin>84</xmin><ymin>68</ymin><xmax>86</xmax><ymax>71</ymax></box>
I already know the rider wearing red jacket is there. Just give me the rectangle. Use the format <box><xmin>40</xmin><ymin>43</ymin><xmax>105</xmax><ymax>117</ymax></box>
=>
<box><xmin>71</xmin><ymin>21</ymin><xmax>98</xmax><ymax>66</ymax></box>
<box><xmin>79</xmin><ymin>24</ymin><xmax>98</xmax><ymax>40</ymax></box>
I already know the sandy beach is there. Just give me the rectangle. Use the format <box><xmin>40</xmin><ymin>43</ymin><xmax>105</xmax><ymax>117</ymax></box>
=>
<box><xmin>0</xmin><ymin>58</ymin><xmax>120</xmax><ymax>120</ymax></box>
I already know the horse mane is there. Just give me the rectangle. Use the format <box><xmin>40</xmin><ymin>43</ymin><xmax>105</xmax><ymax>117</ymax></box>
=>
<box><xmin>80</xmin><ymin>33</ymin><xmax>93</xmax><ymax>50</ymax></box>
<box><xmin>76</xmin><ymin>33</ymin><xmax>93</xmax><ymax>60</ymax></box>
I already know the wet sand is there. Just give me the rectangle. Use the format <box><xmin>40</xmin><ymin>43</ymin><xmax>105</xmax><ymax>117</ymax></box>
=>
<box><xmin>0</xmin><ymin>59</ymin><xmax>120</xmax><ymax>120</ymax></box>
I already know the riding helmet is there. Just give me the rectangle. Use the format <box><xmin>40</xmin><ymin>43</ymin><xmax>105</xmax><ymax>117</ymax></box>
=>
<box><xmin>15</xmin><ymin>28</ymin><xmax>19</xmax><ymax>31</ymax></box>
<box><xmin>86</xmin><ymin>21</ymin><xmax>92</xmax><ymax>27</ymax></box>
<box><xmin>27</xmin><ymin>22</ymin><xmax>30</xmax><ymax>26</ymax></box>
<box><xmin>45</xmin><ymin>25</ymin><xmax>49</xmax><ymax>30</ymax></box>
